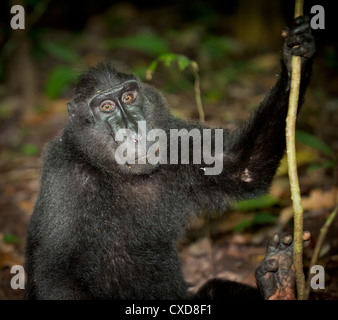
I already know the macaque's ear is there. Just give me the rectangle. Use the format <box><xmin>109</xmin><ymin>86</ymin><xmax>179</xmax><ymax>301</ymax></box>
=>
<box><xmin>67</xmin><ymin>101</ymin><xmax>76</xmax><ymax>119</ymax></box>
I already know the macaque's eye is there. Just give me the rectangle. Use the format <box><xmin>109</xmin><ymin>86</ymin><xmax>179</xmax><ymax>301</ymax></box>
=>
<box><xmin>122</xmin><ymin>91</ymin><xmax>137</xmax><ymax>104</ymax></box>
<box><xmin>100</xmin><ymin>100</ymin><xmax>116</xmax><ymax>113</ymax></box>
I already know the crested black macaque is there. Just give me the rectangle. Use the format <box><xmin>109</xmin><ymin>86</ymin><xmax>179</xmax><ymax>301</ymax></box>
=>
<box><xmin>25</xmin><ymin>16</ymin><xmax>315</xmax><ymax>300</ymax></box>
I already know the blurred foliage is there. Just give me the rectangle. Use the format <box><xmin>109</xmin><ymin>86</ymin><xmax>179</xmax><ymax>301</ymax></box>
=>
<box><xmin>296</xmin><ymin>130</ymin><xmax>336</xmax><ymax>173</ymax></box>
<box><xmin>44</xmin><ymin>65</ymin><xmax>79</xmax><ymax>99</ymax></box>
<box><xmin>296</xmin><ymin>130</ymin><xmax>335</xmax><ymax>159</ymax></box>
<box><xmin>146</xmin><ymin>53</ymin><xmax>205</xmax><ymax>121</ymax></box>
<box><xmin>234</xmin><ymin>212</ymin><xmax>277</xmax><ymax>233</ymax></box>
<box><xmin>41</xmin><ymin>41</ymin><xmax>82</xmax><ymax>64</ymax></box>
<box><xmin>21</xmin><ymin>143</ymin><xmax>39</xmax><ymax>156</ymax></box>
<box><xmin>146</xmin><ymin>54</ymin><xmax>194</xmax><ymax>77</ymax></box>
<box><xmin>105</xmin><ymin>33</ymin><xmax>169</xmax><ymax>57</ymax></box>
<box><xmin>0</xmin><ymin>103</ymin><xmax>12</xmax><ymax>119</ymax></box>
<box><xmin>2</xmin><ymin>233</ymin><xmax>21</xmax><ymax>245</ymax></box>
<box><xmin>324</xmin><ymin>46</ymin><xmax>338</xmax><ymax>68</ymax></box>
<box><xmin>234</xmin><ymin>195</ymin><xmax>279</xmax><ymax>232</ymax></box>
<box><xmin>0</xmin><ymin>1</ymin><xmax>284</xmax><ymax>102</ymax></box>
<box><xmin>38</xmin><ymin>40</ymin><xmax>83</xmax><ymax>99</ymax></box>
<box><xmin>235</xmin><ymin>195</ymin><xmax>280</xmax><ymax>211</ymax></box>
<box><xmin>202</xmin><ymin>35</ymin><xmax>236</xmax><ymax>60</ymax></box>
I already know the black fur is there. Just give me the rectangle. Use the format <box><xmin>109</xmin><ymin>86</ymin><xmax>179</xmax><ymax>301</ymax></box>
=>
<box><xmin>25</xmin><ymin>16</ymin><xmax>314</xmax><ymax>299</ymax></box>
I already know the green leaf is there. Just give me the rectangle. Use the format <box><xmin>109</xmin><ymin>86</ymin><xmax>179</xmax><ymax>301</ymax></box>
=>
<box><xmin>22</xmin><ymin>143</ymin><xmax>39</xmax><ymax>156</ymax></box>
<box><xmin>45</xmin><ymin>65</ymin><xmax>79</xmax><ymax>99</ymax></box>
<box><xmin>158</xmin><ymin>53</ymin><xmax>176</xmax><ymax>67</ymax></box>
<box><xmin>131</xmin><ymin>65</ymin><xmax>148</xmax><ymax>80</ymax></box>
<box><xmin>105</xmin><ymin>34</ymin><xmax>169</xmax><ymax>56</ymax></box>
<box><xmin>147</xmin><ymin>60</ymin><xmax>158</xmax><ymax>73</ymax></box>
<box><xmin>145</xmin><ymin>60</ymin><xmax>158</xmax><ymax>80</ymax></box>
<box><xmin>235</xmin><ymin>195</ymin><xmax>279</xmax><ymax>211</ymax></box>
<box><xmin>252</xmin><ymin>212</ymin><xmax>277</xmax><ymax>225</ymax></box>
<box><xmin>3</xmin><ymin>233</ymin><xmax>21</xmax><ymax>244</ymax></box>
<box><xmin>233</xmin><ymin>212</ymin><xmax>277</xmax><ymax>233</ymax></box>
<box><xmin>157</xmin><ymin>54</ymin><xmax>193</xmax><ymax>71</ymax></box>
<box><xmin>146</xmin><ymin>54</ymin><xmax>194</xmax><ymax>79</ymax></box>
<box><xmin>307</xmin><ymin>160</ymin><xmax>335</xmax><ymax>173</ymax></box>
<box><xmin>233</xmin><ymin>219</ymin><xmax>252</xmax><ymax>233</ymax></box>
<box><xmin>177</xmin><ymin>55</ymin><xmax>192</xmax><ymax>71</ymax></box>
<box><xmin>41</xmin><ymin>41</ymin><xmax>81</xmax><ymax>63</ymax></box>
<box><xmin>296</xmin><ymin>130</ymin><xmax>335</xmax><ymax>159</ymax></box>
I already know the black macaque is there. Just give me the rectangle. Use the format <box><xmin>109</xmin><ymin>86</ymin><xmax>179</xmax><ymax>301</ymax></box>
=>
<box><xmin>25</xmin><ymin>16</ymin><xmax>315</xmax><ymax>300</ymax></box>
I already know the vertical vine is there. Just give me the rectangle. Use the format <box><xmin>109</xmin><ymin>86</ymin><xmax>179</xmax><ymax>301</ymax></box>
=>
<box><xmin>286</xmin><ymin>0</ymin><xmax>305</xmax><ymax>300</ymax></box>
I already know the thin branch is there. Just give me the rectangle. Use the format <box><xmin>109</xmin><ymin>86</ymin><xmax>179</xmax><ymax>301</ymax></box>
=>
<box><xmin>191</xmin><ymin>62</ymin><xmax>205</xmax><ymax>122</ymax></box>
<box><xmin>286</xmin><ymin>0</ymin><xmax>305</xmax><ymax>300</ymax></box>
<box><xmin>304</xmin><ymin>205</ymin><xmax>338</xmax><ymax>299</ymax></box>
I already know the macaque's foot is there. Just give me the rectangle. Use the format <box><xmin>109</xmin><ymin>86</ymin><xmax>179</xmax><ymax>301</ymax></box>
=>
<box><xmin>255</xmin><ymin>232</ymin><xmax>310</xmax><ymax>300</ymax></box>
